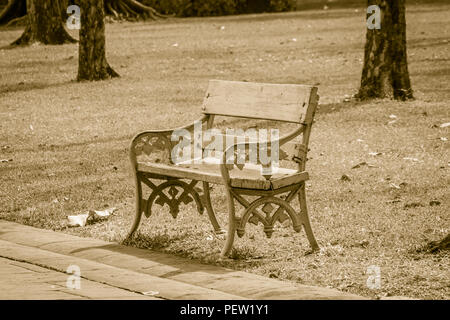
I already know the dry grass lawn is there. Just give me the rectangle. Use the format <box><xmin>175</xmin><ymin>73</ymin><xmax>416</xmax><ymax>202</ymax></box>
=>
<box><xmin>0</xmin><ymin>3</ymin><xmax>449</xmax><ymax>299</ymax></box>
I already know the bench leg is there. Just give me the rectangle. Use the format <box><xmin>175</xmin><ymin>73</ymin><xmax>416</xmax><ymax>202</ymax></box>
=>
<box><xmin>220</xmin><ymin>188</ymin><xmax>236</xmax><ymax>258</ymax></box>
<box><xmin>298</xmin><ymin>184</ymin><xmax>320</xmax><ymax>251</ymax></box>
<box><xmin>127</xmin><ymin>173</ymin><xmax>144</xmax><ymax>239</ymax></box>
<box><xmin>202</xmin><ymin>182</ymin><xmax>225</xmax><ymax>235</ymax></box>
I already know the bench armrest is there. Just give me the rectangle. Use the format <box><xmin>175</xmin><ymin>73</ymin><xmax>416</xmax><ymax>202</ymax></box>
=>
<box><xmin>219</xmin><ymin>125</ymin><xmax>307</xmax><ymax>183</ymax></box>
<box><xmin>130</xmin><ymin>115</ymin><xmax>209</xmax><ymax>168</ymax></box>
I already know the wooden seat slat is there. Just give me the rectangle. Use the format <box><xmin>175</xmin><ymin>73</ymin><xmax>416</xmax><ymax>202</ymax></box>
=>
<box><xmin>137</xmin><ymin>158</ymin><xmax>309</xmax><ymax>190</ymax></box>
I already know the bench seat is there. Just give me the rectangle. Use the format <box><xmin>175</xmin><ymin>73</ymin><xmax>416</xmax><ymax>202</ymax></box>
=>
<box><xmin>137</xmin><ymin>157</ymin><xmax>309</xmax><ymax>190</ymax></box>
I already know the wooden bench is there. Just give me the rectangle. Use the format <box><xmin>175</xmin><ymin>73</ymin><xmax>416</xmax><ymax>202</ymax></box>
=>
<box><xmin>128</xmin><ymin>80</ymin><xmax>320</xmax><ymax>257</ymax></box>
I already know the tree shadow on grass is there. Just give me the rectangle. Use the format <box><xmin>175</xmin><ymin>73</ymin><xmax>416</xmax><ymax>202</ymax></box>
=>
<box><xmin>203</xmin><ymin>9</ymin><xmax>358</xmax><ymax>25</ymax></box>
<box><xmin>408</xmin><ymin>36</ymin><xmax>450</xmax><ymax>49</ymax></box>
<box><xmin>0</xmin><ymin>42</ymin><xmax>25</xmax><ymax>50</ymax></box>
<box><xmin>317</xmin><ymin>100</ymin><xmax>370</xmax><ymax>115</ymax></box>
<box><xmin>0</xmin><ymin>80</ymin><xmax>74</xmax><ymax>95</ymax></box>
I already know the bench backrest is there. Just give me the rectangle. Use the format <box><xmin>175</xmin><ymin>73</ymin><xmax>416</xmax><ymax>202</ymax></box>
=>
<box><xmin>202</xmin><ymin>80</ymin><xmax>318</xmax><ymax>124</ymax></box>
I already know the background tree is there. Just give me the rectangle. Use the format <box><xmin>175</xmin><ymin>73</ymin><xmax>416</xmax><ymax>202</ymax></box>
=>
<box><xmin>104</xmin><ymin>0</ymin><xmax>171</xmax><ymax>20</ymax></box>
<box><xmin>0</xmin><ymin>0</ymin><xmax>26</xmax><ymax>25</ymax></box>
<box><xmin>358</xmin><ymin>0</ymin><xmax>413</xmax><ymax>100</ymax></box>
<box><xmin>10</xmin><ymin>0</ymin><xmax>76</xmax><ymax>45</ymax></box>
<box><xmin>0</xmin><ymin>0</ymin><xmax>169</xmax><ymax>25</ymax></box>
<box><xmin>77</xmin><ymin>0</ymin><xmax>119</xmax><ymax>81</ymax></box>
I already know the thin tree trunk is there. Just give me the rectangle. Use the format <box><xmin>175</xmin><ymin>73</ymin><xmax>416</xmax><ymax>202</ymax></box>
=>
<box><xmin>358</xmin><ymin>0</ymin><xmax>413</xmax><ymax>101</ymax></box>
<box><xmin>11</xmin><ymin>0</ymin><xmax>76</xmax><ymax>45</ymax></box>
<box><xmin>77</xmin><ymin>0</ymin><xmax>119</xmax><ymax>81</ymax></box>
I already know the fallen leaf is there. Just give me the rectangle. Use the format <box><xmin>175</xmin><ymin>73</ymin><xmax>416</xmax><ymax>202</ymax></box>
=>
<box><xmin>352</xmin><ymin>162</ymin><xmax>367</xmax><ymax>169</ymax></box>
<box><xmin>352</xmin><ymin>162</ymin><xmax>377</xmax><ymax>169</ymax></box>
<box><xmin>403</xmin><ymin>157</ymin><xmax>422</xmax><ymax>162</ymax></box>
<box><xmin>67</xmin><ymin>207</ymin><xmax>116</xmax><ymax>227</ymax></box>
<box><xmin>359</xmin><ymin>240</ymin><xmax>370</xmax><ymax>248</ymax></box>
<box><xmin>142</xmin><ymin>291</ymin><xmax>159</xmax><ymax>296</ymax></box>
<box><xmin>94</xmin><ymin>207</ymin><xmax>116</xmax><ymax>217</ymax></box>
<box><xmin>404</xmin><ymin>202</ymin><xmax>424</xmax><ymax>209</ymax></box>
<box><xmin>67</xmin><ymin>213</ymin><xmax>90</xmax><ymax>227</ymax></box>
<box><xmin>429</xmin><ymin>200</ymin><xmax>441</xmax><ymax>206</ymax></box>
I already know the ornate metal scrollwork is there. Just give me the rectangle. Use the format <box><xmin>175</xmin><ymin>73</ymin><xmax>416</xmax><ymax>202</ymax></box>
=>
<box><xmin>236</xmin><ymin>196</ymin><xmax>302</xmax><ymax>238</ymax></box>
<box><xmin>133</xmin><ymin>132</ymin><xmax>173</xmax><ymax>164</ymax></box>
<box><xmin>145</xmin><ymin>180</ymin><xmax>204</xmax><ymax>219</ymax></box>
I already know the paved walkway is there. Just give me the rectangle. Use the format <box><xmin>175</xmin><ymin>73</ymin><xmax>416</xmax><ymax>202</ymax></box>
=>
<box><xmin>0</xmin><ymin>256</ymin><xmax>156</xmax><ymax>300</ymax></box>
<box><xmin>0</xmin><ymin>220</ymin><xmax>365</xmax><ymax>300</ymax></box>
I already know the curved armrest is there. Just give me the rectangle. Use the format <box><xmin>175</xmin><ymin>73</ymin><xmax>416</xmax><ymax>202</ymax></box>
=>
<box><xmin>130</xmin><ymin>115</ymin><xmax>209</xmax><ymax>167</ymax></box>
<box><xmin>219</xmin><ymin>125</ymin><xmax>306</xmax><ymax>184</ymax></box>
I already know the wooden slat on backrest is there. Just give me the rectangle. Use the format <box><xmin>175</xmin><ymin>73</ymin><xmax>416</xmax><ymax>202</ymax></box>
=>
<box><xmin>202</xmin><ymin>80</ymin><xmax>318</xmax><ymax>124</ymax></box>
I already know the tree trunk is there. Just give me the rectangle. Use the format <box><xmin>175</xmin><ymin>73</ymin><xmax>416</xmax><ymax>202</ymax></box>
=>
<box><xmin>358</xmin><ymin>0</ymin><xmax>413</xmax><ymax>101</ymax></box>
<box><xmin>11</xmin><ymin>0</ymin><xmax>76</xmax><ymax>45</ymax></box>
<box><xmin>77</xmin><ymin>0</ymin><xmax>119</xmax><ymax>81</ymax></box>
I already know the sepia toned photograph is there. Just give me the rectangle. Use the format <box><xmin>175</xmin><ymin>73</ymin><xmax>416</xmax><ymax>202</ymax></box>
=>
<box><xmin>0</xmin><ymin>0</ymin><xmax>448</xmax><ymax>307</ymax></box>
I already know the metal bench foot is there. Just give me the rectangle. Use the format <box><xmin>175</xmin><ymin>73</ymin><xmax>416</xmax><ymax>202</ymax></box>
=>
<box><xmin>126</xmin><ymin>174</ymin><xmax>145</xmax><ymax>239</ymax></box>
<box><xmin>202</xmin><ymin>182</ymin><xmax>225</xmax><ymax>234</ymax></box>
<box><xmin>298</xmin><ymin>184</ymin><xmax>320</xmax><ymax>251</ymax></box>
<box><xmin>220</xmin><ymin>188</ymin><xmax>236</xmax><ymax>258</ymax></box>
